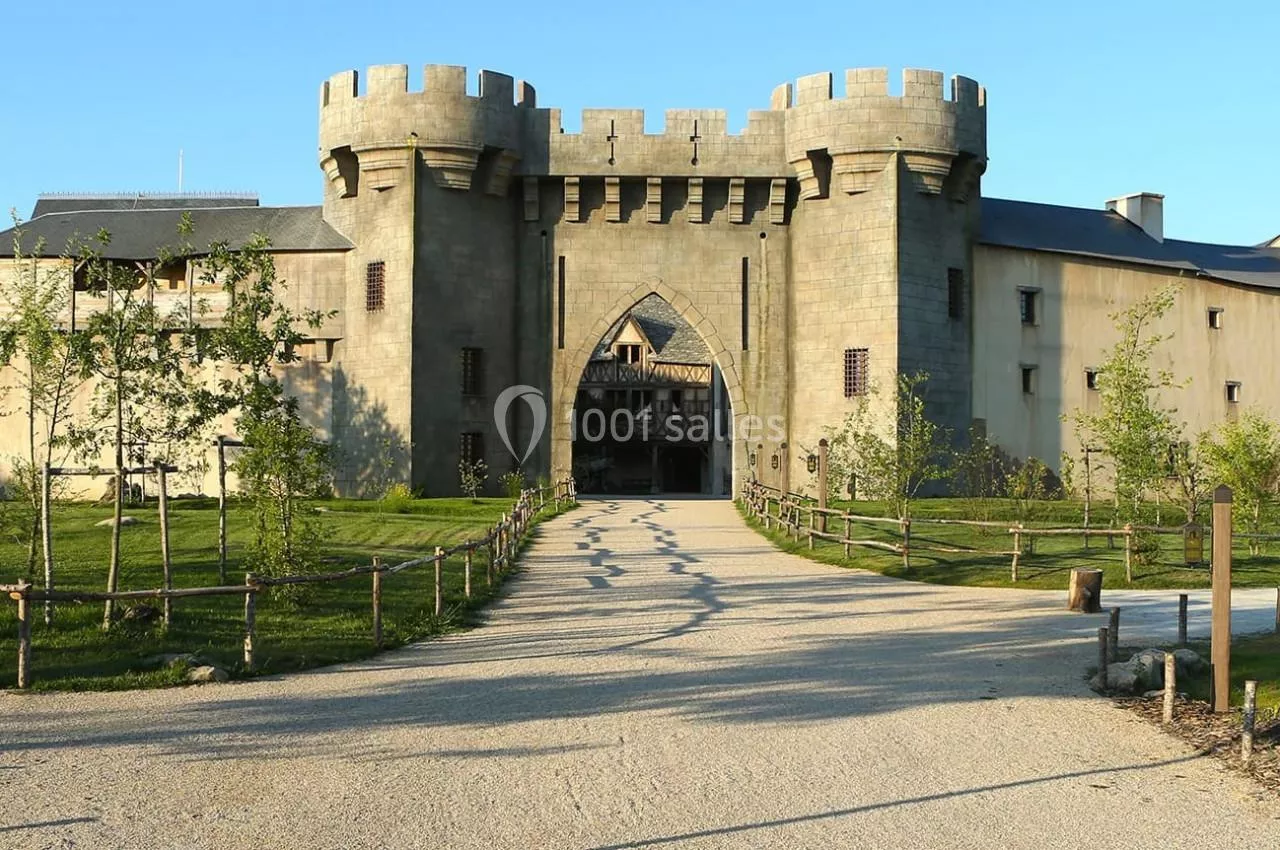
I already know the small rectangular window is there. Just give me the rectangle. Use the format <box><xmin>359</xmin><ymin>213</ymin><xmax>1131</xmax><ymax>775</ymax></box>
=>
<box><xmin>1208</xmin><ymin>308</ymin><xmax>1224</xmax><ymax>329</ymax></box>
<box><xmin>947</xmin><ymin>268</ymin><xmax>964</xmax><ymax>319</ymax></box>
<box><xmin>365</xmin><ymin>261</ymin><xmax>385</xmax><ymax>312</ymax></box>
<box><xmin>1226</xmin><ymin>381</ymin><xmax>1241</xmax><ymax>403</ymax></box>
<box><xmin>843</xmin><ymin>348</ymin><xmax>868</xmax><ymax>398</ymax></box>
<box><xmin>460</xmin><ymin>347</ymin><xmax>483</xmax><ymax>396</ymax></box>
<box><xmin>459</xmin><ymin>431</ymin><xmax>484</xmax><ymax>466</ymax></box>
<box><xmin>1085</xmin><ymin>368</ymin><xmax>1099</xmax><ymax>391</ymax></box>
<box><xmin>1021</xmin><ymin>365</ymin><xmax>1037</xmax><ymax>395</ymax></box>
<box><xmin>1018</xmin><ymin>289</ymin><xmax>1038</xmax><ymax>326</ymax></box>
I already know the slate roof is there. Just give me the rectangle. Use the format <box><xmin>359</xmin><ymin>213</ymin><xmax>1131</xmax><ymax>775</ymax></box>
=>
<box><xmin>980</xmin><ymin>198</ymin><xmax>1280</xmax><ymax>289</ymax></box>
<box><xmin>592</xmin><ymin>294</ymin><xmax>711</xmax><ymax>365</ymax></box>
<box><xmin>0</xmin><ymin>206</ymin><xmax>351</xmax><ymax>260</ymax></box>
<box><xmin>30</xmin><ymin>193</ymin><xmax>259</xmax><ymax>218</ymax></box>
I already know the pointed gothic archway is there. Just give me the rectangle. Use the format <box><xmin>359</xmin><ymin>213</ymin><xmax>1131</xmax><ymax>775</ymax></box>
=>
<box><xmin>551</xmin><ymin>282</ymin><xmax>748</xmax><ymax>496</ymax></box>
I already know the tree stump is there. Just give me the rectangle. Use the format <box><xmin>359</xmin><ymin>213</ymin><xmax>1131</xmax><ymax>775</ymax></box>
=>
<box><xmin>1068</xmin><ymin>568</ymin><xmax>1103</xmax><ymax>613</ymax></box>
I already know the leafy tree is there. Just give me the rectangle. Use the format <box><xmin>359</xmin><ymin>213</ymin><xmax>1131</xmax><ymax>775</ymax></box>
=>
<box><xmin>194</xmin><ymin>232</ymin><xmax>332</xmax><ymax>581</ymax></box>
<box><xmin>1070</xmin><ymin>285</ymin><xmax>1181</xmax><ymax>521</ymax></box>
<box><xmin>63</xmin><ymin>232</ymin><xmax>207</xmax><ymax>628</ymax></box>
<box><xmin>827</xmin><ymin>371</ymin><xmax>951</xmax><ymax>520</ymax></box>
<box><xmin>0</xmin><ymin>219</ymin><xmax>84</xmax><ymax>579</ymax></box>
<box><xmin>459</xmin><ymin>457</ymin><xmax>488</xmax><ymax>501</ymax></box>
<box><xmin>1199</xmin><ymin>410</ymin><xmax>1280</xmax><ymax>553</ymax></box>
<box><xmin>1165</xmin><ymin>439</ymin><xmax>1208</xmax><ymax>525</ymax></box>
<box><xmin>235</xmin><ymin>401</ymin><xmax>332</xmax><ymax>580</ymax></box>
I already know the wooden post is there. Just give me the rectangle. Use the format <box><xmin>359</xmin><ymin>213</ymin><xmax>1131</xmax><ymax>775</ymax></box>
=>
<box><xmin>1123</xmin><ymin>523</ymin><xmax>1133</xmax><ymax>584</ymax></box>
<box><xmin>40</xmin><ymin>461</ymin><xmax>54</xmax><ymax>626</ymax></box>
<box><xmin>901</xmin><ymin>518</ymin><xmax>911</xmax><ymax>570</ymax></box>
<box><xmin>217</xmin><ymin>436</ymin><xmax>228</xmax><ymax>584</ymax></box>
<box><xmin>157</xmin><ymin>464</ymin><xmax>173</xmax><ymax>629</ymax></box>
<box><xmin>243</xmin><ymin>573</ymin><xmax>256</xmax><ymax>671</ymax></box>
<box><xmin>486</xmin><ymin>539</ymin><xmax>495</xmax><ymax>587</ymax></box>
<box><xmin>1178</xmin><ymin>594</ymin><xmax>1188</xmax><ymax>645</ymax></box>
<box><xmin>1097</xmin><ymin>627</ymin><xmax>1109</xmax><ymax>689</ymax></box>
<box><xmin>1163</xmin><ymin>652</ymin><xmax>1176</xmax><ymax>724</ymax></box>
<box><xmin>371</xmin><ymin>557</ymin><xmax>383</xmax><ymax>649</ymax></box>
<box><xmin>807</xmin><ymin>508</ymin><xmax>815</xmax><ymax>550</ymax></box>
<box><xmin>434</xmin><ymin>546</ymin><xmax>444</xmax><ymax>617</ymax></box>
<box><xmin>464</xmin><ymin>547</ymin><xmax>473</xmax><ymax>599</ymax></box>
<box><xmin>1211</xmin><ymin>484</ymin><xmax>1232</xmax><ymax>713</ymax></box>
<box><xmin>817</xmin><ymin>439</ymin><xmax>828</xmax><ymax>534</ymax></box>
<box><xmin>1242</xmin><ymin>680</ymin><xmax>1258</xmax><ymax>763</ymax></box>
<box><xmin>16</xmin><ymin>580</ymin><xmax>32</xmax><ymax>689</ymax></box>
<box><xmin>843</xmin><ymin>515</ymin><xmax>851</xmax><ymax>558</ymax></box>
<box><xmin>1011</xmin><ymin>524</ymin><xmax>1022</xmax><ymax>582</ymax></box>
<box><xmin>1108</xmin><ymin>607</ymin><xmax>1120</xmax><ymax>662</ymax></box>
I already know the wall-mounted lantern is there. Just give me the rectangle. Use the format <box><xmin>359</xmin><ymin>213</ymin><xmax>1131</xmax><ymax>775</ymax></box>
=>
<box><xmin>771</xmin><ymin>454</ymin><xmax>779</xmax><ymax>470</ymax></box>
<box><xmin>748</xmin><ymin>451</ymin><xmax>757</xmax><ymax>468</ymax></box>
<box><xmin>806</xmin><ymin>453</ymin><xmax>818</xmax><ymax>474</ymax></box>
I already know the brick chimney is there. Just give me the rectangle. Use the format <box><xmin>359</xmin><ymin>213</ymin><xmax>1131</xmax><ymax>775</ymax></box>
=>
<box><xmin>1106</xmin><ymin>192</ymin><xmax>1164</xmax><ymax>242</ymax></box>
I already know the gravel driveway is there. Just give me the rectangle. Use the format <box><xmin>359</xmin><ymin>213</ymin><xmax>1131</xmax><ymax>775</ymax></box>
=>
<box><xmin>2</xmin><ymin>497</ymin><xmax>1277</xmax><ymax>849</ymax></box>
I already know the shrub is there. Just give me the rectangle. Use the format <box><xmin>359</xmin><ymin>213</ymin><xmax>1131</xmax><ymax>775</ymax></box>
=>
<box><xmin>381</xmin><ymin>482</ymin><xmax>414</xmax><ymax>514</ymax></box>
<box><xmin>499</xmin><ymin>470</ymin><xmax>526</xmax><ymax>500</ymax></box>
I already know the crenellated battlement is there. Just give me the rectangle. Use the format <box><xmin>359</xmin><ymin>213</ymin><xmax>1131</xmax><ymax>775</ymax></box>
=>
<box><xmin>320</xmin><ymin>64</ymin><xmax>537</xmax><ymax>109</ymax></box>
<box><xmin>317</xmin><ymin>62</ymin><xmax>987</xmax><ymax>202</ymax></box>
<box><xmin>773</xmin><ymin>67</ymin><xmax>987</xmax><ymax>198</ymax></box>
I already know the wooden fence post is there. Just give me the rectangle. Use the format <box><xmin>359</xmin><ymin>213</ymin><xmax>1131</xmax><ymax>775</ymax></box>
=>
<box><xmin>486</xmin><ymin>538</ymin><xmax>496</xmax><ymax>587</ymax></box>
<box><xmin>243</xmin><ymin>574</ymin><xmax>256</xmax><ymax>671</ymax></box>
<box><xmin>217</xmin><ymin>436</ymin><xmax>228</xmax><ymax>584</ymax></box>
<box><xmin>843</xmin><ymin>515</ymin><xmax>851</xmax><ymax>559</ymax></box>
<box><xmin>1011</xmin><ymin>524</ymin><xmax>1022</xmax><ymax>582</ymax></box>
<box><xmin>464</xmin><ymin>547</ymin><xmax>473</xmax><ymax>599</ymax></box>
<box><xmin>1163</xmin><ymin>653</ymin><xmax>1176</xmax><ymax>724</ymax></box>
<box><xmin>371</xmin><ymin>557</ymin><xmax>383</xmax><ymax>649</ymax></box>
<box><xmin>817</xmin><ymin>438</ymin><xmax>828</xmax><ymax>534</ymax></box>
<box><xmin>1242</xmin><ymin>680</ymin><xmax>1258</xmax><ymax>763</ymax></box>
<box><xmin>1097</xmin><ymin>627</ymin><xmax>1109</xmax><ymax>689</ymax></box>
<box><xmin>1211</xmin><ymin>484</ymin><xmax>1232</xmax><ymax>713</ymax></box>
<box><xmin>1108</xmin><ymin>607</ymin><xmax>1120</xmax><ymax>662</ymax></box>
<box><xmin>157</xmin><ymin>464</ymin><xmax>173</xmax><ymax>630</ymax></box>
<box><xmin>16</xmin><ymin>580</ymin><xmax>31</xmax><ymax>689</ymax></box>
<box><xmin>434</xmin><ymin>546</ymin><xmax>445</xmax><ymax>617</ymax></box>
<box><xmin>807</xmin><ymin>508</ymin><xmax>815</xmax><ymax>550</ymax></box>
<box><xmin>1178</xmin><ymin>594</ymin><xmax>1188</xmax><ymax>645</ymax></box>
<box><xmin>40</xmin><ymin>460</ymin><xmax>54</xmax><ymax>627</ymax></box>
<box><xmin>1123</xmin><ymin>524</ymin><xmax>1134</xmax><ymax>584</ymax></box>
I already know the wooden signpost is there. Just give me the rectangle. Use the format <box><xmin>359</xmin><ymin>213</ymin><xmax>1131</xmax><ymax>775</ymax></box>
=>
<box><xmin>1211</xmin><ymin>484</ymin><xmax>1232</xmax><ymax>713</ymax></box>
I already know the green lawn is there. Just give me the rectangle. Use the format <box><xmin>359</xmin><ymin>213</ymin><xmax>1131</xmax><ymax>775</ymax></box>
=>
<box><xmin>1173</xmin><ymin>633</ymin><xmax>1280</xmax><ymax>714</ymax></box>
<box><xmin>0</xmin><ymin>496</ymin><xmax>572</xmax><ymax>691</ymax></box>
<box><xmin>741</xmin><ymin>497</ymin><xmax>1280</xmax><ymax>590</ymax></box>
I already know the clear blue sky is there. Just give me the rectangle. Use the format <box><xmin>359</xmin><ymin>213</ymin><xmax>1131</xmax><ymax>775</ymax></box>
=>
<box><xmin>2</xmin><ymin>1</ymin><xmax>1275</xmax><ymax>245</ymax></box>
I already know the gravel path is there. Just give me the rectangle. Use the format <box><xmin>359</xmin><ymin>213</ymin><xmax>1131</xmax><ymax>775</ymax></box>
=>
<box><xmin>2</xmin><ymin>497</ymin><xmax>1277</xmax><ymax>849</ymax></box>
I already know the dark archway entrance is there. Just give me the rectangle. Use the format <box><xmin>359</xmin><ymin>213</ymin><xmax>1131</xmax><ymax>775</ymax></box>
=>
<box><xmin>570</xmin><ymin>295</ymin><xmax>733</xmax><ymax>495</ymax></box>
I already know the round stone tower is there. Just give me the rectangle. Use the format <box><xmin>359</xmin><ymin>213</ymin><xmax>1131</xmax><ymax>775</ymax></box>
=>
<box><xmin>776</xmin><ymin>68</ymin><xmax>988</xmax><ymax>483</ymax></box>
<box><xmin>316</xmin><ymin>64</ymin><xmax>538</xmax><ymax>496</ymax></box>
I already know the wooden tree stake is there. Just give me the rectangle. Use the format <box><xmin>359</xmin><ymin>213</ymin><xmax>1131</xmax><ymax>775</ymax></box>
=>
<box><xmin>1123</xmin><ymin>524</ymin><xmax>1133</xmax><ymax>584</ymax></box>
<box><xmin>464</xmin><ymin>548</ymin><xmax>473</xmax><ymax>599</ymax></box>
<box><xmin>217</xmin><ymin>436</ymin><xmax>228</xmax><ymax>584</ymax></box>
<box><xmin>243</xmin><ymin>573</ymin><xmax>256</xmax><ymax>671</ymax></box>
<box><xmin>434</xmin><ymin>546</ymin><xmax>445</xmax><ymax>617</ymax></box>
<box><xmin>1163</xmin><ymin>652</ymin><xmax>1176</xmax><ymax>724</ymax></box>
<box><xmin>1108</xmin><ymin>607</ymin><xmax>1120</xmax><ymax>662</ymax></box>
<box><xmin>40</xmin><ymin>460</ymin><xmax>54</xmax><ymax>627</ymax></box>
<box><xmin>16</xmin><ymin>580</ymin><xmax>32</xmax><ymax>689</ymax></box>
<box><xmin>371</xmin><ymin>557</ymin><xmax>383</xmax><ymax>649</ymax></box>
<box><xmin>1011</xmin><ymin>524</ymin><xmax>1022</xmax><ymax>582</ymax></box>
<box><xmin>157</xmin><ymin>463</ymin><xmax>173</xmax><ymax>629</ymax></box>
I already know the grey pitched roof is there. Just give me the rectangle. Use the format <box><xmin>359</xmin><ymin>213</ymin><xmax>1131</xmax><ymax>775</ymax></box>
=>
<box><xmin>0</xmin><ymin>206</ymin><xmax>351</xmax><ymax>260</ymax></box>
<box><xmin>980</xmin><ymin>197</ymin><xmax>1280</xmax><ymax>289</ymax></box>
<box><xmin>30</xmin><ymin>193</ymin><xmax>259</xmax><ymax>218</ymax></box>
<box><xmin>592</xmin><ymin>294</ymin><xmax>711</xmax><ymax>365</ymax></box>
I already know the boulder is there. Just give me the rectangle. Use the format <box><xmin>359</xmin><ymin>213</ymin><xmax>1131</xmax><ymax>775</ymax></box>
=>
<box><xmin>1129</xmin><ymin>649</ymin><xmax>1166</xmax><ymax>689</ymax></box>
<box><xmin>95</xmin><ymin>516</ymin><xmax>138</xmax><ymax>528</ymax></box>
<box><xmin>1173</xmin><ymin>648</ymin><xmax>1207</xmax><ymax>676</ymax></box>
<box><xmin>1090</xmin><ymin>661</ymin><xmax>1141</xmax><ymax>694</ymax></box>
<box><xmin>186</xmin><ymin>666</ymin><xmax>229</xmax><ymax>684</ymax></box>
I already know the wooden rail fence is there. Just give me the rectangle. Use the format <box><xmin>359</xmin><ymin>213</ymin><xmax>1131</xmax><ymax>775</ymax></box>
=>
<box><xmin>4</xmin><ymin>478</ymin><xmax>578</xmax><ymax>688</ymax></box>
